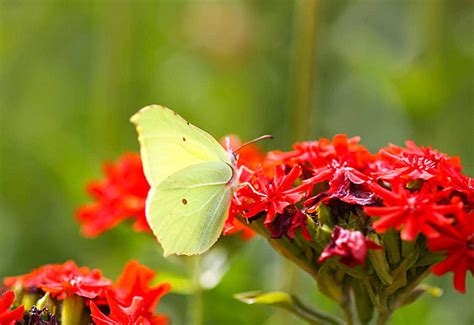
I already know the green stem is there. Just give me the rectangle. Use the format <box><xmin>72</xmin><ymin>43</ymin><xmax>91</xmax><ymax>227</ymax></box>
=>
<box><xmin>291</xmin><ymin>295</ymin><xmax>343</xmax><ymax>325</ymax></box>
<box><xmin>238</xmin><ymin>216</ymin><xmax>319</xmax><ymax>280</ymax></box>
<box><xmin>61</xmin><ymin>295</ymin><xmax>84</xmax><ymax>325</ymax></box>
<box><xmin>187</xmin><ymin>256</ymin><xmax>204</xmax><ymax>325</ymax></box>
<box><xmin>339</xmin><ymin>285</ymin><xmax>355</xmax><ymax>325</ymax></box>
<box><xmin>375</xmin><ymin>311</ymin><xmax>392</xmax><ymax>325</ymax></box>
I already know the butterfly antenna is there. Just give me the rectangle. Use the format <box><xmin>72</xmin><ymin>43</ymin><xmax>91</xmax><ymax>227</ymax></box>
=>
<box><xmin>233</xmin><ymin>135</ymin><xmax>273</xmax><ymax>153</ymax></box>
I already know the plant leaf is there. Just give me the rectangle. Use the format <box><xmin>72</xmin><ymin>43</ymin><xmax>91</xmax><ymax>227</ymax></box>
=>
<box><xmin>234</xmin><ymin>291</ymin><xmax>342</xmax><ymax>325</ymax></box>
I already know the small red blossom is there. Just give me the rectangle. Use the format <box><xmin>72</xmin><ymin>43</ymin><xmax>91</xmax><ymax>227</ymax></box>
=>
<box><xmin>319</xmin><ymin>226</ymin><xmax>382</xmax><ymax>267</ymax></box>
<box><xmin>0</xmin><ymin>291</ymin><xmax>24</xmax><ymax>325</ymax></box>
<box><xmin>113</xmin><ymin>260</ymin><xmax>171</xmax><ymax>320</ymax></box>
<box><xmin>239</xmin><ymin>165</ymin><xmax>304</xmax><ymax>224</ymax></box>
<box><xmin>364</xmin><ymin>182</ymin><xmax>463</xmax><ymax>241</ymax></box>
<box><xmin>296</xmin><ymin>135</ymin><xmax>374</xmax><ymax>206</ymax></box>
<box><xmin>428</xmin><ymin>212</ymin><xmax>474</xmax><ymax>293</ymax></box>
<box><xmin>374</xmin><ymin>140</ymin><xmax>461</xmax><ymax>181</ymax></box>
<box><xmin>77</xmin><ymin>153</ymin><xmax>151</xmax><ymax>237</ymax></box>
<box><xmin>91</xmin><ymin>291</ymin><xmax>167</xmax><ymax>325</ymax></box>
<box><xmin>4</xmin><ymin>261</ymin><xmax>112</xmax><ymax>300</ymax></box>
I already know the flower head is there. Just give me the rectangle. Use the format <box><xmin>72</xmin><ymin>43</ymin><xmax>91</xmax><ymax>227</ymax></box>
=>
<box><xmin>374</xmin><ymin>140</ymin><xmax>461</xmax><ymax>181</ymax></box>
<box><xmin>4</xmin><ymin>261</ymin><xmax>112</xmax><ymax>300</ymax></box>
<box><xmin>319</xmin><ymin>226</ymin><xmax>382</xmax><ymax>267</ymax></box>
<box><xmin>364</xmin><ymin>182</ymin><xmax>463</xmax><ymax>241</ymax></box>
<box><xmin>0</xmin><ymin>291</ymin><xmax>24</xmax><ymax>325</ymax></box>
<box><xmin>77</xmin><ymin>153</ymin><xmax>151</xmax><ymax>237</ymax></box>
<box><xmin>238</xmin><ymin>164</ymin><xmax>304</xmax><ymax>224</ymax></box>
<box><xmin>113</xmin><ymin>260</ymin><xmax>171</xmax><ymax>318</ymax></box>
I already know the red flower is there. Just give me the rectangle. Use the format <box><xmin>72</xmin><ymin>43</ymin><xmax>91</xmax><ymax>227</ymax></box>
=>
<box><xmin>113</xmin><ymin>261</ymin><xmax>171</xmax><ymax>318</ymax></box>
<box><xmin>374</xmin><ymin>140</ymin><xmax>461</xmax><ymax>181</ymax></box>
<box><xmin>91</xmin><ymin>261</ymin><xmax>171</xmax><ymax>325</ymax></box>
<box><xmin>0</xmin><ymin>291</ymin><xmax>24</xmax><ymax>325</ymax></box>
<box><xmin>439</xmin><ymin>159</ymin><xmax>474</xmax><ymax>209</ymax></box>
<box><xmin>91</xmin><ymin>291</ymin><xmax>167</xmax><ymax>325</ymax></box>
<box><xmin>77</xmin><ymin>153</ymin><xmax>151</xmax><ymax>237</ymax></box>
<box><xmin>268</xmin><ymin>134</ymin><xmax>373</xmax><ymax>171</ymax></box>
<box><xmin>297</xmin><ymin>135</ymin><xmax>373</xmax><ymax>206</ymax></box>
<box><xmin>428</xmin><ymin>212</ymin><xmax>474</xmax><ymax>293</ymax></box>
<box><xmin>319</xmin><ymin>226</ymin><xmax>382</xmax><ymax>267</ymax></box>
<box><xmin>239</xmin><ymin>165</ymin><xmax>304</xmax><ymax>224</ymax></box>
<box><xmin>364</xmin><ymin>182</ymin><xmax>463</xmax><ymax>241</ymax></box>
<box><xmin>4</xmin><ymin>261</ymin><xmax>112</xmax><ymax>300</ymax></box>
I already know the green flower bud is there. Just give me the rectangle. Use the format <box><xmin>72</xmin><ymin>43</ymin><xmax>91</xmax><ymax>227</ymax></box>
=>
<box><xmin>381</xmin><ymin>229</ymin><xmax>401</xmax><ymax>265</ymax></box>
<box><xmin>352</xmin><ymin>278</ymin><xmax>374</xmax><ymax>324</ymax></box>
<box><xmin>367</xmin><ymin>233</ymin><xmax>393</xmax><ymax>286</ymax></box>
<box><xmin>36</xmin><ymin>292</ymin><xmax>56</xmax><ymax>315</ymax></box>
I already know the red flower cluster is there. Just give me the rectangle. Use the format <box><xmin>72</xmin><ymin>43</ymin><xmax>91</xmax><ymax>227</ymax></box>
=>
<box><xmin>230</xmin><ymin>135</ymin><xmax>473</xmax><ymax>292</ymax></box>
<box><xmin>77</xmin><ymin>153</ymin><xmax>151</xmax><ymax>237</ymax></box>
<box><xmin>0</xmin><ymin>291</ymin><xmax>24</xmax><ymax>325</ymax></box>
<box><xmin>4</xmin><ymin>261</ymin><xmax>112</xmax><ymax>300</ymax></box>
<box><xmin>3</xmin><ymin>260</ymin><xmax>171</xmax><ymax>324</ymax></box>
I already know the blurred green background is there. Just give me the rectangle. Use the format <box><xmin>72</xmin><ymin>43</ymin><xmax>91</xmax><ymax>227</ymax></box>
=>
<box><xmin>0</xmin><ymin>0</ymin><xmax>473</xmax><ymax>324</ymax></box>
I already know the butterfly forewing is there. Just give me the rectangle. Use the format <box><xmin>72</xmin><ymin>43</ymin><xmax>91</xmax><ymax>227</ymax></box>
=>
<box><xmin>131</xmin><ymin>105</ymin><xmax>231</xmax><ymax>187</ymax></box>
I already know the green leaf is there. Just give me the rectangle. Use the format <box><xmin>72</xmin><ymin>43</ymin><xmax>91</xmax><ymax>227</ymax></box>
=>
<box><xmin>384</xmin><ymin>246</ymin><xmax>420</xmax><ymax>295</ymax></box>
<box><xmin>234</xmin><ymin>291</ymin><xmax>342</xmax><ymax>325</ymax></box>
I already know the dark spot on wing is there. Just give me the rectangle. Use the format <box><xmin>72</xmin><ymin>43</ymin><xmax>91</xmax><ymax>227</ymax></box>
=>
<box><xmin>187</xmin><ymin>122</ymin><xmax>190</xmax><ymax>125</ymax></box>
<box><xmin>182</xmin><ymin>198</ymin><xmax>188</xmax><ymax>205</ymax></box>
<box><xmin>182</xmin><ymin>137</ymin><xmax>186</xmax><ymax>141</ymax></box>
<box><xmin>173</xmin><ymin>111</ymin><xmax>177</xmax><ymax>115</ymax></box>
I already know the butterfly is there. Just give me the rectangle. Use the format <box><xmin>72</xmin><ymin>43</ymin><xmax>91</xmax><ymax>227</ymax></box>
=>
<box><xmin>131</xmin><ymin>105</ymin><xmax>270</xmax><ymax>256</ymax></box>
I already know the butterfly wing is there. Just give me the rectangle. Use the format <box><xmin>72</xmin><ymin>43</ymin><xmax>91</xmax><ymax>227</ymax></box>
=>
<box><xmin>147</xmin><ymin>161</ymin><xmax>233</xmax><ymax>256</ymax></box>
<box><xmin>130</xmin><ymin>105</ymin><xmax>231</xmax><ymax>187</ymax></box>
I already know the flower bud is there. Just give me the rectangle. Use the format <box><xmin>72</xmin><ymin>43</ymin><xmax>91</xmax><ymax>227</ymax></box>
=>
<box><xmin>367</xmin><ymin>233</ymin><xmax>393</xmax><ymax>285</ymax></box>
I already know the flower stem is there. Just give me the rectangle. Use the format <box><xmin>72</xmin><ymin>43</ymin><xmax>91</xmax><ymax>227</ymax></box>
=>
<box><xmin>61</xmin><ymin>295</ymin><xmax>84</xmax><ymax>325</ymax></box>
<box><xmin>187</xmin><ymin>256</ymin><xmax>203</xmax><ymax>325</ymax></box>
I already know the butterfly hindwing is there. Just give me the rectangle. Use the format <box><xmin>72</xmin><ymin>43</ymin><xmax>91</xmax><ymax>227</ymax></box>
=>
<box><xmin>147</xmin><ymin>161</ymin><xmax>233</xmax><ymax>256</ymax></box>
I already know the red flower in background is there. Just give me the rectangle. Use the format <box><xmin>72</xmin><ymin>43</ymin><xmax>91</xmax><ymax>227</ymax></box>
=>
<box><xmin>77</xmin><ymin>153</ymin><xmax>151</xmax><ymax>237</ymax></box>
<box><xmin>0</xmin><ymin>291</ymin><xmax>24</xmax><ymax>325</ymax></box>
<box><xmin>4</xmin><ymin>261</ymin><xmax>112</xmax><ymax>300</ymax></box>
<box><xmin>319</xmin><ymin>226</ymin><xmax>382</xmax><ymax>267</ymax></box>
<box><xmin>364</xmin><ymin>182</ymin><xmax>463</xmax><ymax>241</ymax></box>
<box><xmin>428</xmin><ymin>212</ymin><xmax>474</xmax><ymax>293</ymax></box>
